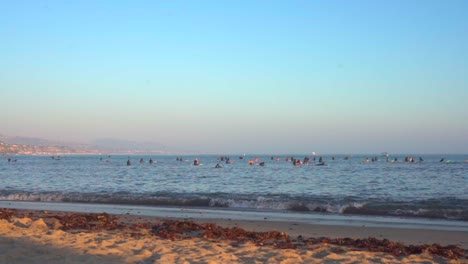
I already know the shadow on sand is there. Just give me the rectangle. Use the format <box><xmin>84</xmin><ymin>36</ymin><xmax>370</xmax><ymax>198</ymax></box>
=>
<box><xmin>0</xmin><ymin>235</ymin><xmax>126</xmax><ymax>264</ymax></box>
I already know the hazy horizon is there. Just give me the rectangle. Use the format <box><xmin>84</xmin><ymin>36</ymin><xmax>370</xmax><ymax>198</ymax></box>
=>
<box><xmin>2</xmin><ymin>1</ymin><xmax>467</xmax><ymax>154</ymax></box>
<box><xmin>1</xmin><ymin>133</ymin><xmax>466</xmax><ymax>156</ymax></box>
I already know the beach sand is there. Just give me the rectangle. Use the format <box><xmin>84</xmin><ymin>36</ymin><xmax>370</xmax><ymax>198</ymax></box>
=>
<box><xmin>0</xmin><ymin>208</ymin><xmax>466</xmax><ymax>264</ymax></box>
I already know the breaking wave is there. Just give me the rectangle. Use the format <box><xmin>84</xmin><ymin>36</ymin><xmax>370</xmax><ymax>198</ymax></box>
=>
<box><xmin>1</xmin><ymin>190</ymin><xmax>466</xmax><ymax>221</ymax></box>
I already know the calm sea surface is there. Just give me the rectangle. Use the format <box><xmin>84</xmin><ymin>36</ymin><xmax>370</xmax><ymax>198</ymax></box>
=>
<box><xmin>1</xmin><ymin>154</ymin><xmax>467</xmax><ymax>221</ymax></box>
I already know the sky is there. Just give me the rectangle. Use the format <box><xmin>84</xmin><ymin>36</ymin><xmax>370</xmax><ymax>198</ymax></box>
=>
<box><xmin>1</xmin><ymin>0</ymin><xmax>467</xmax><ymax>154</ymax></box>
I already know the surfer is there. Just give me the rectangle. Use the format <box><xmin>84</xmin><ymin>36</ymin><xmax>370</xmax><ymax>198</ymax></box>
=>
<box><xmin>149</xmin><ymin>158</ymin><xmax>154</xmax><ymax>164</ymax></box>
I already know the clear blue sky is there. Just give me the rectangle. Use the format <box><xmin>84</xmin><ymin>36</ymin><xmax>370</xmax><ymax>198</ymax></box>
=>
<box><xmin>1</xmin><ymin>0</ymin><xmax>467</xmax><ymax>154</ymax></box>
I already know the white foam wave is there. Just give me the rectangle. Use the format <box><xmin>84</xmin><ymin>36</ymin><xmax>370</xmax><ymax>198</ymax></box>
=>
<box><xmin>0</xmin><ymin>193</ymin><xmax>65</xmax><ymax>202</ymax></box>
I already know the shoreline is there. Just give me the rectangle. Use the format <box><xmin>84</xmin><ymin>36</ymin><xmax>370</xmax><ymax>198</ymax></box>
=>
<box><xmin>1</xmin><ymin>201</ymin><xmax>467</xmax><ymax>248</ymax></box>
<box><xmin>1</xmin><ymin>201</ymin><xmax>467</xmax><ymax>228</ymax></box>
<box><xmin>0</xmin><ymin>206</ymin><xmax>466</xmax><ymax>263</ymax></box>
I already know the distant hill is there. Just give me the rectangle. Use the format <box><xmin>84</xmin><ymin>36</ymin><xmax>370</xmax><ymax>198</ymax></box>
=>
<box><xmin>0</xmin><ymin>134</ymin><xmax>168</xmax><ymax>155</ymax></box>
<box><xmin>0</xmin><ymin>140</ymin><xmax>99</xmax><ymax>155</ymax></box>
<box><xmin>0</xmin><ymin>135</ymin><xmax>52</xmax><ymax>146</ymax></box>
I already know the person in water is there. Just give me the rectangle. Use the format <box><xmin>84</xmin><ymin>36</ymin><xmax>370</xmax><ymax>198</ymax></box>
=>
<box><xmin>127</xmin><ymin>159</ymin><xmax>131</xmax><ymax>166</ymax></box>
<box><xmin>194</xmin><ymin>158</ymin><xmax>200</xmax><ymax>166</ymax></box>
<box><xmin>215</xmin><ymin>163</ymin><xmax>222</xmax><ymax>168</ymax></box>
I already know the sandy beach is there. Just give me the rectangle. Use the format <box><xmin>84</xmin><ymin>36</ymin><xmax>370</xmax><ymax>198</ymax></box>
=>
<box><xmin>0</xmin><ymin>205</ymin><xmax>466</xmax><ymax>264</ymax></box>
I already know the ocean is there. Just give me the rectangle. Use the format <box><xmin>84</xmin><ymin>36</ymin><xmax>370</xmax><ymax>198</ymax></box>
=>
<box><xmin>1</xmin><ymin>154</ymin><xmax>467</xmax><ymax>222</ymax></box>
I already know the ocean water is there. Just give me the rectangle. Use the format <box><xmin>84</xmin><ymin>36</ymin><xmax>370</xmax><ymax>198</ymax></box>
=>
<box><xmin>1</xmin><ymin>154</ymin><xmax>467</xmax><ymax>221</ymax></box>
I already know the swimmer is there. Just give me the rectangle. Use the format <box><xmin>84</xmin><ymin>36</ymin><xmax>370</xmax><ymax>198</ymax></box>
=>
<box><xmin>194</xmin><ymin>158</ymin><xmax>200</xmax><ymax>166</ymax></box>
<box><xmin>215</xmin><ymin>163</ymin><xmax>222</xmax><ymax>168</ymax></box>
<box><xmin>127</xmin><ymin>159</ymin><xmax>131</xmax><ymax>166</ymax></box>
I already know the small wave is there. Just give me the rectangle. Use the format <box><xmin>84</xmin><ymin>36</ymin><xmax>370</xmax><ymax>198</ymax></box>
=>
<box><xmin>0</xmin><ymin>192</ymin><xmax>65</xmax><ymax>202</ymax></box>
<box><xmin>0</xmin><ymin>191</ymin><xmax>213</xmax><ymax>207</ymax></box>
<box><xmin>1</xmin><ymin>191</ymin><xmax>466</xmax><ymax>221</ymax></box>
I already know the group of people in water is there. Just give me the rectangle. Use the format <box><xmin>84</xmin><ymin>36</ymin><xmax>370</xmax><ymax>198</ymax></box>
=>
<box><xmin>3</xmin><ymin>155</ymin><xmax>453</xmax><ymax>167</ymax></box>
<box><xmin>126</xmin><ymin>158</ymin><xmax>154</xmax><ymax>166</ymax></box>
<box><xmin>211</xmin><ymin>156</ymin><xmax>327</xmax><ymax>168</ymax></box>
<box><xmin>196</xmin><ymin>154</ymin><xmax>445</xmax><ymax>168</ymax></box>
